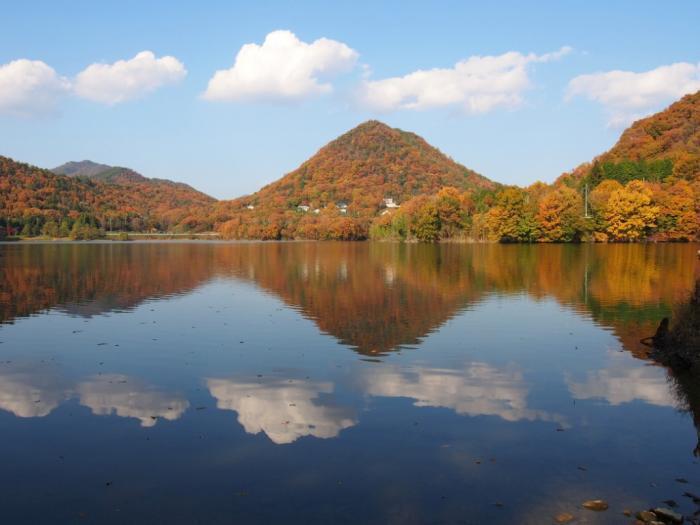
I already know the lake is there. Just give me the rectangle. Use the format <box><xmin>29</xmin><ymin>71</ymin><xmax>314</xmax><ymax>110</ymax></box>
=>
<box><xmin>1</xmin><ymin>241</ymin><xmax>698</xmax><ymax>524</ymax></box>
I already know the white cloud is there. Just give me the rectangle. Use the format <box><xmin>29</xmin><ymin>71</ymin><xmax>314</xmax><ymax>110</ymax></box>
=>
<box><xmin>74</xmin><ymin>51</ymin><xmax>186</xmax><ymax>104</ymax></box>
<box><xmin>202</xmin><ymin>30</ymin><xmax>359</xmax><ymax>102</ymax></box>
<box><xmin>207</xmin><ymin>377</ymin><xmax>356</xmax><ymax>444</ymax></box>
<box><xmin>567</xmin><ymin>62</ymin><xmax>700</xmax><ymax>127</ymax></box>
<box><xmin>357</xmin><ymin>46</ymin><xmax>571</xmax><ymax>113</ymax></box>
<box><xmin>0</xmin><ymin>59</ymin><xmax>69</xmax><ymax>116</ymax></box>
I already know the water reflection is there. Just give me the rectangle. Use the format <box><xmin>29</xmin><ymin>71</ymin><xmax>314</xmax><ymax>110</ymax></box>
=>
<box><xmin>364</xmin><ymin>362</ymin><xmax>565</xmax><ymax>424</ymax></box>
<box><xmin>670</xmin><ymin>369</ymin><xmax>700</xmax><ymax>457</ymax></box>
<box><xmin>566</xmin><ymin>363</ymin><xmax>676</xmax><ymax>408</ymax></box>
<box><xmin>0</xmin><ymin>243</ymin><xmax>219</xmax><ymax>323</ymax></box>
<box><xmin>1</xmin><ymin>242</ymin><xmax>697</xmax><ymax>357</ymax></box>
<box><xmin>77</xmin><ymin>374</ymin><xmax>190</xmax><ymax>427</ymax></box>
<box><xmin>0</xmin><ymin>363</ymin><xmax>187</xmax><ymax>426</ymax></box>
<box><xmin>207</xmin><ymin>377</ymin><xmax>356</xmax><ymax>444</ymax></box>
<box><xmin>646</xmin><ymin>280</ymin><xmax>700</xmax><ymax>455</ymax></box>
<box><xmin>0</xmin><ymin>363</ymin><xmax>69</xmax><ymax>417</ymax></box>
<box><xmin>2</xmin><ymin>242</ymin><xmax>700</xmax><ymax>523</ymax></box>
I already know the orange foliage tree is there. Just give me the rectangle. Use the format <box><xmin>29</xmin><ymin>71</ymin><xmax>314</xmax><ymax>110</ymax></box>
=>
<box><xmin>604</xmin><ymin>180</ymin><xmax>659</xmax><ymax>241</ymax></box>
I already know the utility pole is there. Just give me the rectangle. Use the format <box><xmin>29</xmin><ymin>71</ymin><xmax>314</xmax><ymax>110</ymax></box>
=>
<box><xmin>583</xmin><ymin>184</ymin><xmax>591</xmax><ymax>219</ymax></box>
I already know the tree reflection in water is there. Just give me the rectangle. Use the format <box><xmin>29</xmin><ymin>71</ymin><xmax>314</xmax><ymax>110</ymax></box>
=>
<box><xmin>2</xmin><ymin>241</ymin><xmax>700</xmax><ymax>452</ymax></box>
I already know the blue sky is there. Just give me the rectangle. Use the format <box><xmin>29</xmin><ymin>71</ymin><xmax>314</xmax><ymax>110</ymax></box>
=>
<box><xmin>1</xmin><ymin>0</ymin><xmax>699</xmax><ymax>199</ymax></box>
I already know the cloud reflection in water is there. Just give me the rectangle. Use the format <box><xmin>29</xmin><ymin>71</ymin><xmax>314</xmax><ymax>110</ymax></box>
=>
<box><xmin>207</xmin><ymin>377</ymin><xmax>356</xmax><ymax>444</ymax></box>
<box><xmin>364</xmin><ymin>362</ymin><xmax>564</xmax><ymax>424</ymax></box>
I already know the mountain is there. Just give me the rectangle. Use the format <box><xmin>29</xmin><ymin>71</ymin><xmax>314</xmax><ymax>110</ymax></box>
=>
<box><xmin>71</xmin><ymin>166</ymin><xmax>148</xmax><ymax>184</ymax></box>
<box><xmin>252</xmin><ymin>120</ymin><xmax>493</xmax><ymax>204</ymax></box>
<box><xmin>214</xmin><ymin>120</ymin><xmax>497</xmax><ymax>239</ymax></box>
<box><xmin>52</xmin><ymin>160</ymin><xmax>112</xmax><ymax>178</ymax></box>
<box><xmin>7</xmin><ymin>96</ymin><xmax>700</xmax><ymax>242</ymax></box>
<box><xmin>242</xmin><ymin>120</ymin><xmax>493</xmax><ymax>206</ymax></box>
<box><xmin>53</xmin><ymin>160</ymin><xmax>208</xmax><ymax>191</ymax></box>
<box><xmin>1</xmin><ymin>156</ymin><xmax>215</xmax><ymax>236</ymax></box>
<box><xmin>561</xmin><ymin>90</ymin><xmax>700</xmax><ymax>186</ymax></box>
<box><xmin>598</xmin><ymin>90</ymin><xmax>700</xmax><ymax>177</ymax></box>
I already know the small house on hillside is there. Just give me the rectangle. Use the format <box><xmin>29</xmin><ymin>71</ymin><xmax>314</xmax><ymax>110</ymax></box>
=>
<box><xmin>245</xmin><ymin>204</ymin><xmax>255</xmax><ymax>210</ymax></box>
<box><xmin>383</xmin><ymin>197</ymin><xmax>400</xmax><ymax>208</ymax></box>
<box><xmin>298</xmin><ymin>205</ymin><xmax>310</xmax><ymax>212</ymax></box>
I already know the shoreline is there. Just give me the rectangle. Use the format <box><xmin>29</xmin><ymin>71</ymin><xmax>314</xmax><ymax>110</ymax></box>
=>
<box><xmin>0</xmin><ymin>232</ymin><xmax>700</xmax><ymax>246</ymax></box>
<box><xmin>2</xmin><ymin>236</ymin><xmax>699</xmax><ymax>245</ymax></box>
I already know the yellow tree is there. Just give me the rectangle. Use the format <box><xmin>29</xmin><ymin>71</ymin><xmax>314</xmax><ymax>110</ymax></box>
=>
<box><xmin>589</xmin><ymin>179</ymin><xmax>623</xmax><ymax>241</ymax></box>
<box><xmin>413</xmin><ymin>201</ymin><xmax>440</xmax><ymax>242</ymax></box>
<box><xmin>536</xmin><ymin>186</ymin><xmax>583</xmax><ymax>242</ymax></box>
<box><xmin>434</xmin><ymin>186</ymin><xmax>471</xmax><ymax>238</ymax></box>
<box><xmin>655</xmin><ymin>180</ymin><xmax>698</xmax><ymax>241</ymax></box>
<box><xmin>484</xmin><ymin>187</ymin><xmax>539</xmax><ymax>242</ymax></box>
<box><xmin>605</xmin><ymin>180</ymin><xmax>659</xmax><ymax>241</ymax></box>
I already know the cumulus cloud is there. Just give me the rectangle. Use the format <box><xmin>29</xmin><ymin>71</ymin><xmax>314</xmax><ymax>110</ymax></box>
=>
<box><xmin>207</xmin><ymin>377</ymin><xmax>356</xmax><ymax>444</ymax></box>
<box><xmin>74</xmin><ymin>51</ymin><xmax>186</xmax><ymax>104</ymax></box>
<box><xmin>357</xmin><ymin>46</ymin><xmax>572</xmax><ymax>113</ymax></box>
<box><xmin>567</xmin><ymin>62</ymin><xmax>700</xmax><ymax>127</ymax></box>
<box><xmin>202</xmin><ymin>30</ymin><xmax>359</xmax><ymax>102</ymax></box>
<box><xmin>0</xmin><ymin>59</ymin><xmax>70</xmax><ymax>116</ymax></box>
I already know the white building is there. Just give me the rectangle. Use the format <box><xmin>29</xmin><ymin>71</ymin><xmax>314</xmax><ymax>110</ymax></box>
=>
<box><xmin>383</xmin><ymin>197</ymin><xmax>400</xmax><ymax>208</ymax></box>
<box><xmin>298</xmin><ymin>205</ymin><xmax>310</xmax><ymax>212</ymax></box>
<box><xmin>246</xmin><ymin>204</ymin><xmax>255</xmax><ymax>210</ymax></box>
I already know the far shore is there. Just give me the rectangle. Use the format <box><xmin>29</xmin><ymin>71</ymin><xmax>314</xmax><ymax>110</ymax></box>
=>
<box><xmin>2</xmin><ymin>234</ymin><xmax>699</xmax><ymax>245</ymax></box>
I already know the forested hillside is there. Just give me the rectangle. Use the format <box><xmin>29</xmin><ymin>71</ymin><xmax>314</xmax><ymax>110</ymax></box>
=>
<box><xmin>212</xmin><ymin>120</ymin><xmax>498</xmax><ymax>239</ymax></box>
<box><xmin>371</xmin><ymin>91</ymin><xmax>700</xmax><ymax>242</ymax></box>
<box><xmin>0</xmin><ymin>157</ymin><xmax>215</xmax><ymax>238</ymax></box>
<box><xmin>3</xmin><ymin>91</ymin><xmax>700</xmax><ymax>242</ymax></box>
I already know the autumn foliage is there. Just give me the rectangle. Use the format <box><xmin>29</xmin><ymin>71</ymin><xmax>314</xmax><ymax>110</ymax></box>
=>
<box><xmin>212</xmin><ymin>120</ymin><xmax>496</xmax><ymax>240</ymax></box>
<box><xmin>3</xmin><ymin>91</ymin><xmax>700</xmax><ymax>242</ymax></box>
<box><xmin>0</xmin><ymin>157</ymin><xmax>215</xmax><ymax>237</ymax></box>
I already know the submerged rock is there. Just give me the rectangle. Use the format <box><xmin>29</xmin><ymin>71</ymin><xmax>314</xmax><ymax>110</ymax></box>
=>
<box><xmin>637</xmin><ymin>510</ymin><xmax>658</xmax><ymax>522</ymax></box>
<box><xmin>554</xmin><ymin>512</ymin><xmax>575</xmax><ymax>523</ymax></box>
<box><xmin>582</xmin><ymin>500</ymin><xmax>609</xmax><ymax>511</ymax></box>
<box><xmin>652</xmin><ymin>507</ymin><xmax>683</xmax><ymax>524</ymax></box>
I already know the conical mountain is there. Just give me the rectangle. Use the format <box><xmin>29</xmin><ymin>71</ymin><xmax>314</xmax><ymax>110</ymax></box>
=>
<box><xmin>215</xmin><ymin>120</ymin><xmax>497</xmax><ymax>239</ymax></box>
<box><xmin>238</xmin><ymin>120</ymin><xmax>495</xmax><ymax>209</ymax></box>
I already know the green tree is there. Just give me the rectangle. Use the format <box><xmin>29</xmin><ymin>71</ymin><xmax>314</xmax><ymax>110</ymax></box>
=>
<box><xmin>41</xmin><ymin>220</ymin><xmax>59</xmax><ymax>238</ymax></box>
<box><xmin>58</xmin><ymin>218</ymin><xmax>71</xmax><ymax>238</ymax></box>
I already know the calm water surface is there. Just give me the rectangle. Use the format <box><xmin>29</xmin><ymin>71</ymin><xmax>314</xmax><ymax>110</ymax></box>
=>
<box><xmin>0</xmin><ymin>241</ymin><xmax>699</xmax><ymax>524</ymax></box>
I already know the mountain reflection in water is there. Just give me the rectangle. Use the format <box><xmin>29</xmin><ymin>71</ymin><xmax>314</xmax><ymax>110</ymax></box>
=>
<box><xmin>1</xmin><ymin>241</ymin><xmax>699</xmax><ymax>524</ymax></box>
<box><xmin>2</xmin><ymin>242</ymin><xmax>695</xmax><ymax>354</ymax></box>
